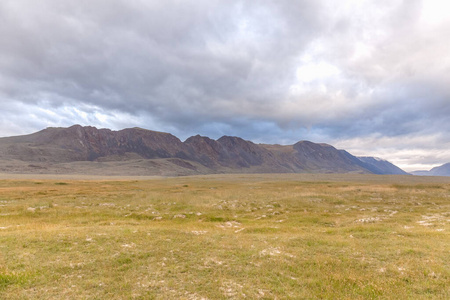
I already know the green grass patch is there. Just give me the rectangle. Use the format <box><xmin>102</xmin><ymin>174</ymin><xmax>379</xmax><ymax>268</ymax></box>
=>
<box><xmin>0</xmin><ymin>272</ymin><xmax>31</xmax><ymax>290</ymax></box>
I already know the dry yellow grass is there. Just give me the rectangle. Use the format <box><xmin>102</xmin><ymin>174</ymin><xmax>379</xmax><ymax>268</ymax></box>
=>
<box><xmin>0</xmin><ymin>173</ymin><xmax>449</xmax><ymax>299</ymax></box>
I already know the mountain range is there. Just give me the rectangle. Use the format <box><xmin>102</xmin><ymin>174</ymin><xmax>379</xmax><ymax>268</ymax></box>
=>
<box><xmin>411</xmin><ymin>163</ymin><xmax>450</xmax><ymax>176</ymax></box>
<box><xmin>0</xmin><ymin>125</ymin><xmax>409</xmax><ymax>176</ymax></box>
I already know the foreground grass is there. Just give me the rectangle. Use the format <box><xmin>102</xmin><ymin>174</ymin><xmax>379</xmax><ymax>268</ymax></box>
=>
<box><xmin>0</xmin><ymin>174</ymin><xmax>449</xmax><ymax>299</ymax></box>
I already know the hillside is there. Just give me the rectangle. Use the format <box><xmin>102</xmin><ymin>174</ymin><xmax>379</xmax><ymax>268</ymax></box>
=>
<box><xmin>0</xmin><ymin>125</ymin><xmax>407</xmax><ymax>176</ymax></box>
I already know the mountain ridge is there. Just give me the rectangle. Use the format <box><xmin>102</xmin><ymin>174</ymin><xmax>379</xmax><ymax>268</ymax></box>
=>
<box><xmin>0</xmin><ymin>125</ymin><xmax>408</xmax><ymax>176</ymax></box>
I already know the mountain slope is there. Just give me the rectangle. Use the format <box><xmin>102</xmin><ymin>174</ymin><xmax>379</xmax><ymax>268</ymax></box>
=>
<box><xmin>290</xmin><ymin>141</ymin><xmax>370</xmax><ymax>173</ymax></box>
<box><xmin>0</xmin><ymin>125</ymin><xmax>407</xmax><ymax>175</ymax></box>
<box><xmin>357</xmin><ymin>157</ymin><xmax>409</xmax><ymax>175</ymax></box>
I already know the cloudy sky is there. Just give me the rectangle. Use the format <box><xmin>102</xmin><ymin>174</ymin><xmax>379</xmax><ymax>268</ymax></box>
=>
<box><xmin>1</xmin><ymin>0</ymin><xmax>449</xmax><ymax>171</ymax></box>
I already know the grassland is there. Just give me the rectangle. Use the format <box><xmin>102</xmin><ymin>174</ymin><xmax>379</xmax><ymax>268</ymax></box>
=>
<box><xmin>0</xmin><ymin>173</ymin><xmax>449</xmax><ymax>299</ymax></box>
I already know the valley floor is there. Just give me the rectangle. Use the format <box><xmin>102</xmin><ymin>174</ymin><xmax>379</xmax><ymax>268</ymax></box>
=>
<box><xmin>0</xmin><ymin>174</ymin><xmax>449</xmax><ymax>299</ymax></box>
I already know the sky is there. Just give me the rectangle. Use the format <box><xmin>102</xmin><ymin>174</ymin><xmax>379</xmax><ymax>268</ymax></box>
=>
<box><xmin>1</xmin><ymin>0</ymin><xmax>449</xmax><ymax>172</ymax></box>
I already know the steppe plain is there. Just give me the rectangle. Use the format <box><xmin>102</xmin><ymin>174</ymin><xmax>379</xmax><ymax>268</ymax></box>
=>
<box><xmin>0</xmin><ymin>173</ymin><xmax>449</xmax><ymax>299</ymax></box>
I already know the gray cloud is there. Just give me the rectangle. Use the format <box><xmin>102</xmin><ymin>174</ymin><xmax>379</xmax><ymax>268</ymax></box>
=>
<box><xmin>1</xmin><ymin>0</ymin><xmax>449</xmax><ymax>171</ymax></box>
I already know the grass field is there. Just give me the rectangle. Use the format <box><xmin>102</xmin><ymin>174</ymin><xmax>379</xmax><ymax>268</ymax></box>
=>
<box><xmin>0</xmin><ymin>174</ymin><xmax>449</xmax><ymax>299</ymax></box>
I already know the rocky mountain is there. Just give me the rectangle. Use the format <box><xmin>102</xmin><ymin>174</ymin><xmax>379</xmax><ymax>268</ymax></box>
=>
<box><xmin>412</xmin><ymin>163</ymin><xmax>450</xmax><ymax>176</ymax></box>
<box><xmin>0</xmin><ymin>125</ymin><xmax>407</xmax><ymax>176</ymax></box>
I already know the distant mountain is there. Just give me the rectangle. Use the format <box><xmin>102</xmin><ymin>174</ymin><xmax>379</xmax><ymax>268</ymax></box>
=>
<box><xmin>412</xmin><ymin>163</ymin><xmax>450</xmax><ymax>176</ymax></box>
<box><xmin>0</xmin><ymin>125</ymin><xmax>408</xmax><ymax>176</ymax></box>
<box><xmin>357</xmin><ymin>156</ymin><xmax>409</xmax><ymax>175</ymax></box>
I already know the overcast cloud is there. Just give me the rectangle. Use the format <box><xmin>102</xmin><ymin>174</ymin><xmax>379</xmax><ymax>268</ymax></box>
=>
<box><xmin>1</xmin><ymin>0</ymin><xmax>449</xmax><ymax>171</ymax></box>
